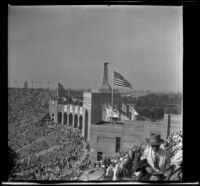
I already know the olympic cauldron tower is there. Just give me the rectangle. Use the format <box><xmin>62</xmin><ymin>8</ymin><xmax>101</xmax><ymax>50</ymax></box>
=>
<box><xmin>99</xmin><ymin>62</ymin><xmax>111</xmax><ymax>92</ymax></box>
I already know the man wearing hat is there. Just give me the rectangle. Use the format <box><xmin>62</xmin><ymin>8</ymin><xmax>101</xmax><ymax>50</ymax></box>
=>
<box><xmin>140</xmin><ymin>133</ymin><xmax>171</xmax><ymax>180</ymax></box>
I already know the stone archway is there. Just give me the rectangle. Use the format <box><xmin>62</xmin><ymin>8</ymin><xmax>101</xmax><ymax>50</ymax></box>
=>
<box><xmin>84</xmin><ymin>110</ymin><xmax>88</xmax><ymax>140</ymax></box>
<box><xmin>69</xmin><ymin>113</ymin><xmax>73</xmax><ymax>127</ymax></box>
<box><xmin>79</xmin><ymin>116</ymin><xmax>83</xmax><ymax>131</ymax></box>
<box><xmin>58</xmin><ymin>112</ymin><xmax>62</xmax><ymax>124</ymax></box>
<box><xmin>64</xmin><ymin>113</ymin><xmax>68</xmax><ymax>125</ymax></box>
<box><xmin>74</xmin><ymin>114</ymin><xmax>78</xmax><ymax>128</ymax></box>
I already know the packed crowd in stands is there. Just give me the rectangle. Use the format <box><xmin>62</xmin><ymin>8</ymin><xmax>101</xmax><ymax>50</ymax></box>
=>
<box><xmin>17</xmin><ymin>125</ymin><xmax>84</xmax><ymax>158</ymax></box>
<box><xmin>10</xmin><ymin>126</ymin><xmax>87</xmax><ymax>181</ymax></box>
<box><xmin>9</xmin><ymin>120</ymin><xmax>57</xmax><ymax>152</ymax></box>
<box><xmin>8</xmin><ymin>88</ymin><xmax>55</xmax><ymax>151</ymax></box>
<box><xmin>10</xmin><ymin>127</ymin><xmax>182</xmax><ymax>181</ymax></box>
<box><xmin>8</xmin><ymin>88</ymin><xmax>53</xmax><ymax>124</ymax></box>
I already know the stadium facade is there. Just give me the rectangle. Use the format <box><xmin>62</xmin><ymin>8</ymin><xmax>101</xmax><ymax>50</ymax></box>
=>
<box><xmin>49</xmin><ymin>63</ymin><xmax>182</xmax><ymax>162</ymax></box>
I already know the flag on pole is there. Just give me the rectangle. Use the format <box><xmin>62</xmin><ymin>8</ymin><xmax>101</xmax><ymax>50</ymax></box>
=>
<box><xmin>106</xmin><ymin>103</ymin><xmax>119</xmax><ymax>118</ymax></box>
<box><xmin>58</xmin><ymin>83</ymin><xmax>66</xmax><ymax>98</ymax></box>
<box><xmin>122</xmin><ymin>103</ymin><xmax>127</xmax><ymax>114</ymax></box>
<box><xmin>114</xmin><ymin>71</ymin><xmax>133</xmax><ymax>89</ymax></box>
<box><xmin>72</xmin><ymin>97</ymin><xmax>79</xmax><ymax>103</ymax></box>
<box><xmin>129</xmin><ymin>105</ymin><xmax>139</xmax><ymax>120</ymax></box>
<box><xmin>130</xmin><ymin>105</ymin><xmax>138</xmax><ymax>116</ymax></box>
<box><xmin>79</xmin><ymin>98</ymin><xmax>83</xmax><ymax>103</ymax></box>
<box><xmin>78</xmin><ymin>98</ymin><xmax>83</xmax><ymax>106</ymax></box>
<box><xmin>102</xmin><ymin>104</ymin><xmax>109</xmax><ymax>121</ymax></box>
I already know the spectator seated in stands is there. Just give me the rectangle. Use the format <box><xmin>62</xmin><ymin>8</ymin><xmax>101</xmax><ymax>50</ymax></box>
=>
<box><xmin>136</xmin><ymin>133</ymin><xmax>171</xmax><ymax>181</ymax></box>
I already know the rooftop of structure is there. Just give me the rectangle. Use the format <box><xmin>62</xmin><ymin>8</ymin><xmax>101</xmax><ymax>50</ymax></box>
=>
<box><xmin>93</xmin><ymin>121</ymin><xmax>125</xmax><ymax>125</ymax></box>
<box><xmin>92</xmin><ymin>119</ymin><xmax>162</xmax><ymax>126</ymax></box>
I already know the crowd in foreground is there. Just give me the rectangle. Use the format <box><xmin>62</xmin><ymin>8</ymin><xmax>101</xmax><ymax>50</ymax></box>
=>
<box><xmin>80</xmin><ymin>130</ymin><xmax>182</xmax><ymax>181</ymax></box>
<box><xmin>9</xmin><ymin>128</ymin><xmax>182</xmax><ymax>181</ymax></box>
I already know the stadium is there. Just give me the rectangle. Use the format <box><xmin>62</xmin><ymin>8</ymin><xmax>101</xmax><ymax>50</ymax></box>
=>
<box><xmin>8</xmin><ymin>63</ymin><xmax>182</xmax><ymax>181</ymax></box>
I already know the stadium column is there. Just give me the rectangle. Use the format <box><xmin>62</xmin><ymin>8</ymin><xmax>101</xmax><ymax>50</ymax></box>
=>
<box><xmin>82</xmin><ymin>110</ymin><xmax>85</xmax><ymax>137</ymax></box>
<box><xmin>76</xmin><ymin>106</ymin><xmax>80</xmax><ymax>129</ymax></box>
<box><xmin>72</xmin><ymin>105</ymin><xmax>75</xmax><ymax>128</ymax></box>
<box><xmin>82</xmin><ymin>108</ymin><xmax>91</xmax><ymax>142</ymax></box>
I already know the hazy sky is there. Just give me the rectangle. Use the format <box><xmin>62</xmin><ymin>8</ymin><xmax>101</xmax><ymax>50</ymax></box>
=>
<box><xmin>8</xmin><ymin>5</ymin><xmax>182</xmax><ymax>92</ymax></box>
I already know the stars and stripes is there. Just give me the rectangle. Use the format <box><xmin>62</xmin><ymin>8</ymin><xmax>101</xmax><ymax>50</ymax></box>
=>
<box><xmin>114</xmin><ymin>71</ymin><xmax>133</xmax><ymax>89</ymax></box>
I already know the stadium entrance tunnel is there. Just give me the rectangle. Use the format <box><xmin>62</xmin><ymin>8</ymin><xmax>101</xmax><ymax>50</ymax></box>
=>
<box><xmin>64</xmin><ymin>113</ymin><xmax>67</xmax><ymax>125</ymax></box>
<box><xmin>79</xmin><ymin>116</ymin><xmax>82</xmax><ymax>130</ymax></box>
<box><xmin>58</xmin><ymin>112</ymin><xmax>62</xmax><ymax>124</ymax></box>
<box><xmin>74</xmin><ymin>115</ymin><xmax>78</xmax><ymax>128</ymax></box>
<box><xmin>69</xmin><ymin>113</ymin><xmax>73</xmax><ymax>127</ymax></box>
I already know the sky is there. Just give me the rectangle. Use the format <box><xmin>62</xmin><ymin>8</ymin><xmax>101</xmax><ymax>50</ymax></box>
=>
<box><xmin>8</xmin><ymin>5</ymin><xmax>183</xmax><ymax>92</ymax></box>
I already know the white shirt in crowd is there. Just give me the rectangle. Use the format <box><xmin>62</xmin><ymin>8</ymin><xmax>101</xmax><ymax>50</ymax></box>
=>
<box><xmin>112</xmin><ymin>163</ymin><xmax>119</xmax><ymax>181</ymax></box>
<box><xmin>171</xmin><ymin>149</ymin><xmax>182</xmax><ymax>166</ymax></box>
<box><xmin>141</xmin><ymin>146</ymin><xmax>171</xmax><ymax>174</ymax></box>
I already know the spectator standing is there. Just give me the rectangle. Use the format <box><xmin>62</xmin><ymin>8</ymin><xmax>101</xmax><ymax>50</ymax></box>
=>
<box><xmin>105</xmin><ymin>162</ymin><xmax>115</xmax><ymax>180</ymax></box>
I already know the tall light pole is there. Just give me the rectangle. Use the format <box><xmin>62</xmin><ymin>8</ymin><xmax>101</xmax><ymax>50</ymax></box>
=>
<box><xmin>31</xmin><ymin>80</ymin><xmax>33</xmax><ymax>89</ymax></box>
<box><xmin>48</xmin><ymin>81</ymin><xmax>50</xmax><ymax>90</ymax></box>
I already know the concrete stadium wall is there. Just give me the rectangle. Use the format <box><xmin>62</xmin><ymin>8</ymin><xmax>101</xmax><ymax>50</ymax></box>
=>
<box><xmin>49</xmin><ymin>100</ymin><xmax>58</xmax><ymax>123</ymax></box>
<box><xmin>89</xmin><ymin>124</ymin><xmax>125</xmax><ymax>162</ymax></box>
<box><xmin>89</xmin><ymin>114</ymin><xmax>182</xmax><ymax>162</ymax></box>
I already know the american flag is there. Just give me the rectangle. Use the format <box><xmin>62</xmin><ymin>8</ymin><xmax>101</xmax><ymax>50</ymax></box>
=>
<box><xmin>114</xmin><ymin>71</ymin><xmax>133</xmax><ymax>89</ymax></box>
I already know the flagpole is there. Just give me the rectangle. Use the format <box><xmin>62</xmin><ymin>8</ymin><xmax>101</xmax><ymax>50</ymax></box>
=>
<box><xmin>69</xmin><ymin>88</ymin><xmax>70</xmax><ymax>105</ymax></box>
<box><xmin>56</xmin><ymin>82</ymin><xmax>58</xmax><ymax>124</ymax></box>
<box><xmin>57</xmin><ymin>82</ymin><xmax>58</xmax><ymax>99</ymax></box>
<box><xmin>68</xmin><ymin>88</ymin><xmax>69</xmax><ymax>105</ymax></box>
<box><xmin>111</xmin><ymin>70</ymin><xmax>114</xmax><ymax>125</ymax></box>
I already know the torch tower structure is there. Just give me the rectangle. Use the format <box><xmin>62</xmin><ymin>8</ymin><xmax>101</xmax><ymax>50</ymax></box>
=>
<box><xmin>99</xmin><ymin>62</ymin><xmax>111</xmax><ymax>92</ymax></box>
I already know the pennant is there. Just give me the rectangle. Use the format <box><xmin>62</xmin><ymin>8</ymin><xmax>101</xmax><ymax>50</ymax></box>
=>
<box><xmin>122</xmin><ymin>103</ymin><xmax>127</xmax><ymax>114</ymax></box>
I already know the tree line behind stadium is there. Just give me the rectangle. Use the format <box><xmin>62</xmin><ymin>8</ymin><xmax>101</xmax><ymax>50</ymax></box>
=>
<box><xmin>122</xmin><ymin>92</ymin><xmax>182</xmax><ymax>121</ymax></box>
